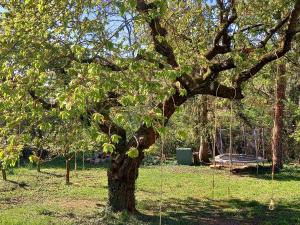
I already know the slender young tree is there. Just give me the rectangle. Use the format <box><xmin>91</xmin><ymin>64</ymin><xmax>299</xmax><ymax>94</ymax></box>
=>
<box><xmin>28</xmin><ymin>127</ymin><xmax>48</xmax><ymax>173</ymax></box>
<box><xmin>1</xmin><ymin>166</ymin><xmax>6</xmax><ymax>181</ymax></box>
<box><xmin>47</xmin><ymin>120</ymin><xmax>95</xmax><ymax>185</ymax></box>
<box><xmin>0</xmin><ymin>137</ymin><xmax>23</xmax><ymax>181</ymax></box>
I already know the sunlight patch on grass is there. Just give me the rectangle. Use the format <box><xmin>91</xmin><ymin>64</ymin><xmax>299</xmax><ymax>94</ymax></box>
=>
<box><xmin>0</xmin><ymin>164</ymin><xmax>299</xmax><ymax>225</ymax></box>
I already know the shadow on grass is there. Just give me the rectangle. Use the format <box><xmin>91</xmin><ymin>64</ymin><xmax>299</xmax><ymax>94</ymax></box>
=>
<box><xmin>39</xmin><ymin>171</ymin><xmax>64</xmax><ymax>178</ymax></box>
<box><xmin>134</xmin><ymin>197</ymin><xmax>300</xmax><ymax>225</ymax></box>
<box><xmin>5</xmin><ymin>180</ymin><xmax>29</xmax><ymax>189</ymax></box>
<box><xmin>23</xmin><ymin>156</ymin><xmax>110</xmax><ymax>171</ymax></box>
<box><xmin>231</xmin><ymin>165</ymin><xmax>300</xmax><ymax>182</ymax></box>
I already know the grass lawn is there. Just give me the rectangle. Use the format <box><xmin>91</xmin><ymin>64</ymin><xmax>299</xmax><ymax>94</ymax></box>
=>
<box><xmin>0</xmin><ymin>160</ymin><xmax>300</xmax><ymax>225</ymax></box>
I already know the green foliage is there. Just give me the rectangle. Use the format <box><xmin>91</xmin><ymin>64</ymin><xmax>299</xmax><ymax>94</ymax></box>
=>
<box><xmin>28</xmin><ymin>155</ymin><xmax>39</xmax><ymax>164</ymax></box>
<box><xmin>126</xmin><ymin>147</ymin><xmax>139</xmax><ymax>158</ymax></box>
<box><xmin>0</xmin><ymin>137</ymin><xmax>23</xmax><ymax>169</ymax></box>
<box><xmin>102</xmin><ymin>143</ymin><xmax>115</xmax><ymax>154</ymax></box>
<box><xmin>0</xmin><ymin>0</ymin><xmax>299</xmax><ymax>168</ymax></box>
<box><xmin>111</xmin><ymin>134</ymin><xmax>121</xmax><ymax>144</ymax></box>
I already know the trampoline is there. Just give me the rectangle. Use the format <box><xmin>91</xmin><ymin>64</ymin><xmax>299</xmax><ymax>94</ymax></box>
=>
<box><xmin>214</xmin><ymin>153</ymin><xmax>267</xmax><ymax>165</ymax></box>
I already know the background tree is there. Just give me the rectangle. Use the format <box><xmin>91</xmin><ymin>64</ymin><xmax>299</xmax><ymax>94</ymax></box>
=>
<box><xmin>46</xmin><ymin>118</ymin><xmax>96</xmax><ymax>185</ymax></box>
<box><xmin>198</xmin><ymin>96</ymin><xmax>210</xmax><ymax>163</ymax></box>
<box><xmin>271</xmin><ymin>63</ymin><xmax>287</xmax><ymax>171</ymax></box>
<box><xmin>0</xmin><ymin>135</ymin><xmax>23</xmax><ymax>181</ymax></box>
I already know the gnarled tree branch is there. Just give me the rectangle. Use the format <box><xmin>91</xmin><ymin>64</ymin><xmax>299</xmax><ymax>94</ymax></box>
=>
<box><xmin>205</xmin><ymin>0</ymin><xmax>237</xmax><ymax>60</ymax></box>
<box><xmin>235</xmin><ymin>0</ymin><xmax>300</xmax><ymax>86</ymax></box>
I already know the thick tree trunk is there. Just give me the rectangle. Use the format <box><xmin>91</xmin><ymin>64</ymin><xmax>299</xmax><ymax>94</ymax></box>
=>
<box><xmin>2</xmin><ymin>168</ymin><xmax>7</xmax><ymax>181</ymax></box>
<box><xmin>105</xmin><ymin>91</ymin><xmax>195</xmax><ymax>212</ymax></box>
<box><xmin>104</xmin><ymin>82</ymin><xmax>241</xmax><ymax>212</ymax></box>
<box><xmin>271</xmin><ymin>64</ymin><xmax>286</xmax><ymax>171</ymax></box>
<box><xmin>66</xmin><ymin>159</ymin><xmax>71</xmax><ymax>185</ymax></box>
<box><xmin>105</xmin><ymin>91</ymin><xmax>186</xmax><ymax>212</ymax></box>
<box><xmin>107</xmin><ymin>155</ymin><xmax>140</xmax><ymax>212</ymax></box>
<box><xmin>198</xmin><ymin>96</ymin><xmax>210</xmax><ymax>163</ymax></box>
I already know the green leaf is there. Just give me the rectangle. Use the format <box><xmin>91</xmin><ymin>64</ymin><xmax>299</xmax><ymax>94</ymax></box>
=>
<box><xmin>177</xmin><ymin>130</ymin><xmax>188</xmax><ymax>140</ymax></box>
<box><xmin>143</xmin><ymin>115</ymin><xmax>153</xmax><ymax>128</ymax></box>
<box><xmin>157</xmin><ymin>127</ymin><xmax>166</xmax><ymax>136</ymax></box>
<box><xmin>25</xmin><ymin>0</ymin><xmax>33</xmax><ymax>5</ymax></box>
<box><xmin>111</xmin><ymin>134</ymin><xmax>121</xmax><ymax>144</ymax></box>
<box><xmin>126</xmin><ymin>147</ymin><xmax>139</xmax><ymax>158</ymax></box>
<box><xmin>128</xmin><ymin>0</ymin><xmax>137</xmax><ymax>9</ymax></box>
<box><xmin>29</xmin><ymin>155</ymin><xmax>39</xmax><ymax>163</ymax></box>
<box><xmin>179</xmin><ymin>88</ymin><xmax>187</xmax><ymax>96</ymax></box>
<box><xmin>102</xmin><ymin>143</ymin><xmax>115</xmax><ymax>153</ymax></box>
<box><xmin>120</xmin><ymin>95</ymin><xmax>136</xmax><ymax>106</ymax></box>
<box><xmin>107</xmin><ymin>41</ymin><xmax>114</xmax><ymax>50</ymax></box>
<box><xmin>59</xmin><ymin>111</ymin><xmax>70</xmax><ymax>120</ymax></box>
<box><xmin>115</xmin><ymin>114</ymin><xmax>126</xmax><ymax>125</ymax></box>
<box><xmin>93</xmin><ymin>113</ymin><xmax>104</xmax><ymax>123</ymax></box>
<box><xmin>96</xmin><ymin>133</ymin><xmax>109</xmax><ymax>143</ymax></box>
<box><xmin>181</xmin><ymin>65</ymin><xmax>193</xmax><ymax>74</ymax></box>
<box><xmin>119</xmin><ymin>2</ymin><xmax>126</xmax><ymax>16</ymax></box>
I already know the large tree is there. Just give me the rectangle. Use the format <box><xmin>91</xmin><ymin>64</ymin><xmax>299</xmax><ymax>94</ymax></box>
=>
<box><xmin>0</xmin><ymin>0</ymin><xmax>300</xmax><ymax>212</ymax></box>
<box><xmin>271</xmin><ymin>63</ymin><xmax>287</xmax><ymax>171</ymax></box>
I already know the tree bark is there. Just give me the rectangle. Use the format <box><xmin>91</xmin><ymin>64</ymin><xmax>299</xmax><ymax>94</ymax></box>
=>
<box><xmin>2</xmin><ymin>168</ymin><xmax>7</xmax><ymax>181</ymax></box>
<box><xmin>37</xmin><ymin>160</ymin><xmax>41</xmax><ymax>173</ymax></box>
<box><xmin>66</xmin><ymin>159</ymin><xmax>71</xmax><ymax>185</ymax></box>
<box><xmin>106</xmin><ymin>90</ymin><xmax>193</xmax><ymax>212</ymax></box>
<box><xmin>82</xmin><ymin>152</ymin><xmax>85</xmax><ymax>170</ymax></box>
<box><xmin>74</xmin><ymin>152</ymin><xmax>77</xmax><ymax>171</ymax></box>
<box><xmin>271</xmin><ymin>63</ymin><xmax>286</xmax><ymax>171</ymax></box>
<box><xmin>107</xmin><ymin>157</ymin><xmax>138</xmax><ymax>212</ymax></box>
<box><xmin>198</xmin><ymin>96</ymin><xmax>210</xmax><ymax>163</ymax></box>
<box><xmin>106</xmin><ymin>90</ymin><xmax>233</xmax><ymax>212</ymax></box>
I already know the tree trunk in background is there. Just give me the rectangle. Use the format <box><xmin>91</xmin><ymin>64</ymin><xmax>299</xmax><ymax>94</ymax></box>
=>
<box><xmin>74</xmin><ymin>152</ymin><xmax>77</xmax><ymax>171</ymax></box>
<box><xmin>271</xmin><ymin>63</ymin><xmax>286</xmax><ymax>171</ymax></box>
<box><xmin>37</xmin><ymin>160</ymin><xmax>41</xmax><ymax>173</ymax></box>
<box><xmin>108</xmin><ymin>153</ymin><xmax>141</xmax><ymax>212</ymax></box>
<box><xmin>2</xmin><ymin>168</ymin><xmax>7</xmax><ymax>181</ymax></box>
<box><xmin>37</xmin><ymin>148</ymin><xmax>43</xmax><ymax>172</ymax></box>
<box><xmin>199</xmin><ymin>96</ymin><xmax>210</xmax><ymax>163</ymax></box>
<box><xmin>82</xmin><ymin>152</ymin><xmax>85</xmax><ymax>170</ymax></box>
<box><xmin>66</xmin><ymin>159</ymin><xmax>71</xmax><ymax>185</ymax></box>
<box><xmin>298</xmin><ymin>84</ymin><xmax>300</xmax><ymax>163</ymax></box>
<box><xmin>289</xmin><ymin>81</ymin><xmax>300</xmax><ymax>160</ymax></box>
